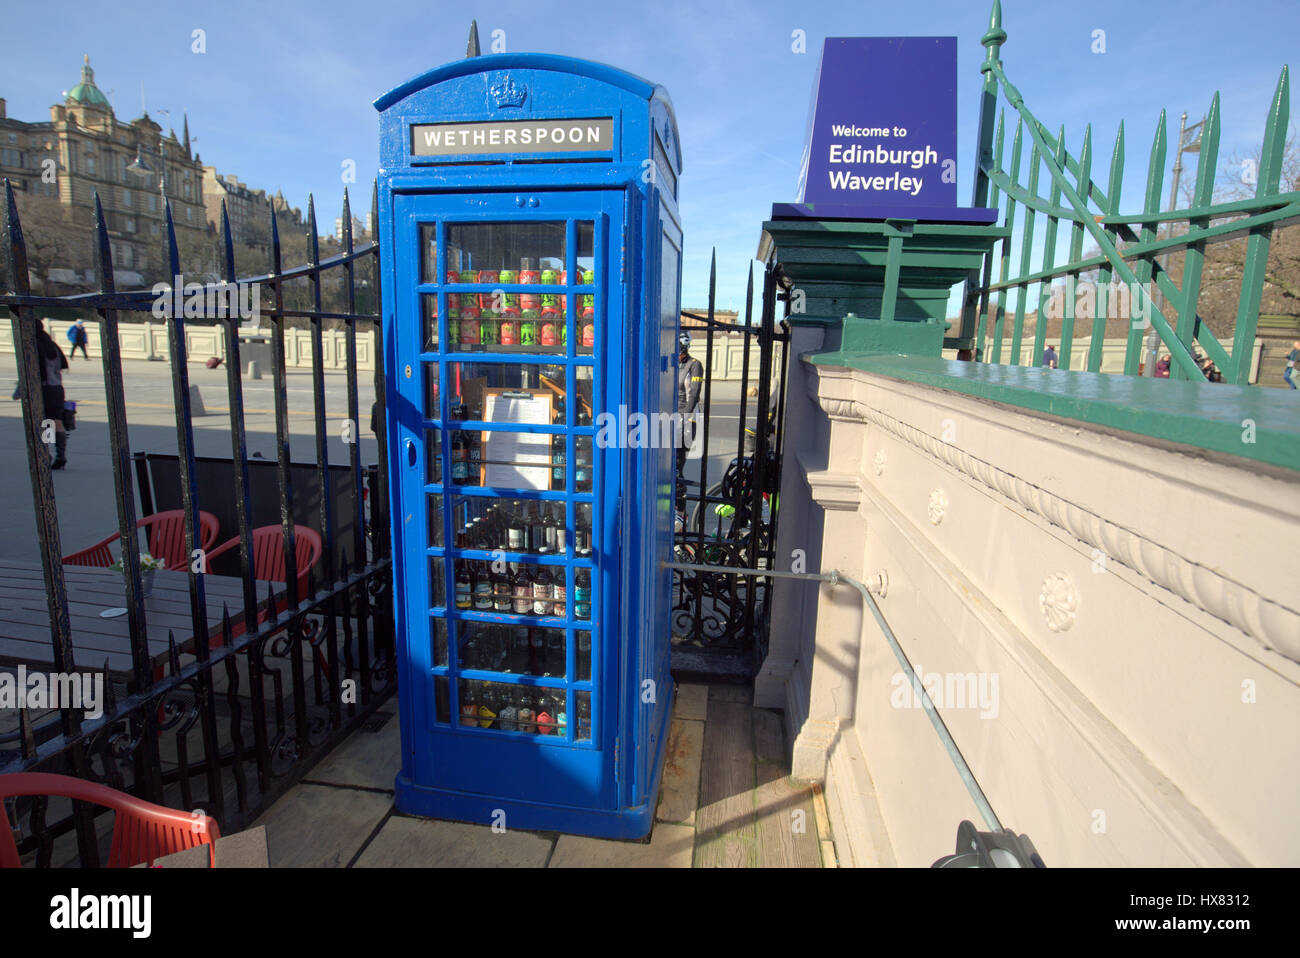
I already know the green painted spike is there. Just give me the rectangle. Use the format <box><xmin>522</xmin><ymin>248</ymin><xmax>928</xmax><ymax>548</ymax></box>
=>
<box><xmin>1079</xmin><ymin>124</ymin><xmax>1094</xmax><ymax>189</ymax></box>
<box><xmin>1257</xmin><ymin>66</ymin><xmax>1289</xmax><ymax>192</ymax></box>
<box><xmin>1043</xmin><ymin>130</ymin><xmax>1068</xmax><ymax>367</ymax></box>
<box><xmin>1191</xmin><ymin>94</ymin><xmax>1221</xmax><ymax>208</ymax></box>
<box><xmin>1229</xmin><ymin>66</ymin><xmax>1291</xmax><ymax>382</ymax></box>
<box><xmin>1010</xmin><ymin>143</ymin><xmax>1041</xmax><ymax>364</ymax></box>
<box><xmin>981</xmin><ymin>0</ymin><xmax>1007</xmax><ymax>72</ymax></box>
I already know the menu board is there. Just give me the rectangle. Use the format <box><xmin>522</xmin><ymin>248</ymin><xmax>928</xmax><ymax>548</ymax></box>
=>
<box><xmin>482</xmin><ymin>389</ymin><xmax>553</xmax><ymax>490</ymax></box>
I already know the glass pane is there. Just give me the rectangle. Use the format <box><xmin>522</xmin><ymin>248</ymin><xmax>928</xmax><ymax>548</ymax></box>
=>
<box><xmin>575</xmin><ymin>502</ymin><xmax>593</xmax><ymax>557</ymax></box>
<box><xmin>453</xmin><ymin>558</ymin><xmax>568</xmax><ymax>620</ymax></box>
<box><xmin>446</xmin><ymin>221</ymin><xmax>565</xmax><ymax>279</ymax></box>
<box><xmin>424</xmin><ymin>365</ymin><xmax>440</xmax><ymax>421</ymax></box>
<box><xmin>433</xmin><ymin>617</ymin><xmax>448</xmax><ymax>667</ymax></box>
<box><xmin>420</xmin><ymin>223</ymin><xmax>438</xmax><ymax>284</ymax></box>
<box><xmin>448</xmin><ymin>429</ymin><xmax>561</xmax><ymax>490</ymax></box>
<box><xmin>451</xmin><ymin>497</ymin><xmax>567</xmax><ymax>556</ymax></box>
<box><xmin>457</xmin><ymin>679</ymin><xmax>566</xmax><ymax>736</ymax></box>
<box><xmin>575</xmin><ymin>222</ymin><xmax>596</xmax><ymax>355</ymax></box>
<box><xmin>426</xmin><ymin>495</ymin><xmax>443</xmax><ymax>547</ymax></box>
<box><xmin>445</xmin><ymin>222</ymin><xmax>568</xmax><ymax>354</ymax></box>
<box><xmin>575</xmin><ymin>690</ymin><xmax>591</xmax><ymax>742</ymax></box>
<box><xmin>434</xmin><ymin>675</ymin><xmax>450</xmax><ymax>723</ymax></box>
<box><xmin>458</xmin><ymin>622</ymin><xmax>566</xmax><ymax>678</ymax></box>
<box><xmin>576</xmin><ymin>628</ymin><xmax>592</xmax><ymax>682</ymax></box>
<box><xmin>423</xmin><ymin>294</ymin><xmax>438</xmax><ymax>351</ymax></box>
<box><xmin>428</xmin><ymin>557</ymin><xmax>446</xmax><ymax>609</ymax></box>
<box><xmin>575</xmin><ymin>434</ymin><xmax>593</xmax><ymax>494</ymax></box>
<box><xmin>424</xmin><ymin>428</ymin><xmax>442</xmax><ymax>483</ymax></box>
<box><xmin>574</xmin><ymin>565</ymin><xmax>592</xmax><ymax>621</ymax></box>
<box><xmin>573</xmin><ymin>365</ymin><xmax>593</xmax><ymax>423</ymax></box>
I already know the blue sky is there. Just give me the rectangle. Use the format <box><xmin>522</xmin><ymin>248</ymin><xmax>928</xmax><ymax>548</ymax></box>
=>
<box><xmin>2</xmin><ymin>0</ymin><xmax>1296</xmax><ymax>312</ymax></box>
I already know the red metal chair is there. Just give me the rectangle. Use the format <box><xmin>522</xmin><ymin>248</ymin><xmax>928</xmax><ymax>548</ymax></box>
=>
<box><xmin>0</xmin><ymin>772</ymin><xmax>219</xmax><ymax>868</ymax></box>
<box><xmin>62</xmin><ymin>510</ymin><xmax>221</xmax><ymax>572</ymax></box>
<box><xmin>203</xmin><ymin>524</ymin><xmax>324</xmax><ymax>647</ymax></box>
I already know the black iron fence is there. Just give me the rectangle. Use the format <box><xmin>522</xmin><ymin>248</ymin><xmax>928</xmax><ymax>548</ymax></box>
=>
<box><xmin>0</xmin><ymin>179</ymin><xmax>394</xmax><ymax>866</ymax></box>
<box><xmin>672</xmin><ymin>253</ymin><xmax>789</xmax><ymax>680</ymax></box>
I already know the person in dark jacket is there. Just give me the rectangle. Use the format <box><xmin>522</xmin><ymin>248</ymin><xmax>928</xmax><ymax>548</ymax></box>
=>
<box><xmin>36</xmin><ymin>324</ymin><xmax>70</xmax><ymax>469</ymax></box>
<box><xmin>675</xmin><ymin>332</ymin><xmax>703</xmax><ymax>512</ymax></box>
<box><xmin>66</xmin><ymin>318</ymin><xmax>89</xmax><ymax>359</ymax></box>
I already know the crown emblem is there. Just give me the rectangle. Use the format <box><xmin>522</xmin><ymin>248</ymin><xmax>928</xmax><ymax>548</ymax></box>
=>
<box><xmin>490</xmin><ymin>75</ymin><xmax>527</xmax><ymax>109</ymax></box>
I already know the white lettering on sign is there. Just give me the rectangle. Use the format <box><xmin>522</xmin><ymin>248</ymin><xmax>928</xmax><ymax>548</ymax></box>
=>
<box><xmin>412</xmin><ymin>118</ymin><xmax>613</xmax><ymax>157</ymax></box>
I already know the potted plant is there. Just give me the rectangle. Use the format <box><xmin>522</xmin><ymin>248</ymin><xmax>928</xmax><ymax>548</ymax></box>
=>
<box><xmin>109</xmin><ymin>553</ymin><xmax>168</xmax><ymax>596</ymax></box>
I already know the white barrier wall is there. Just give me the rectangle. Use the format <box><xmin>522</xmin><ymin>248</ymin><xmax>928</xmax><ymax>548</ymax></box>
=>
<box><xmin>0</xmin><ymin>320</ymin><xmax>378</xmax><ymax>372</ymax></box>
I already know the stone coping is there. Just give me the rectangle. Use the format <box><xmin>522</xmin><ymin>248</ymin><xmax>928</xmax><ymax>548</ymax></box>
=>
<box><xmin>807</xmin><ymin>353</ymin><xmax>1300</xmax><ymax>473</ymax></box>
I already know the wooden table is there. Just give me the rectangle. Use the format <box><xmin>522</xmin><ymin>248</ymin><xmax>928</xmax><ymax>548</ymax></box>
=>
<box><xmin>0</xmin><ymin>559</ymin><xmax>284</xmax><ymax>680</ymax></box>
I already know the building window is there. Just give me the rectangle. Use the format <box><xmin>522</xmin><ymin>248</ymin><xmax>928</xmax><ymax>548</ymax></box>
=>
<box><xmin>185</xmin><ymin>206</ymin><xmax>193</xmax><ymax>222</ymax></box>
<box><xmin>183</xmin><ymin>179</ymin><xmax>192</xmax><ymax>200</ymax></box>
<box><xmin>86</xmin><ymin>155</ymin><xmax>95</xmax><ymax>175</ymax></box>
<box><xmin>148</xmin><ymin>194</ymin><xmax>156</xmax><ymax>212</ymax></box>
<box><xmin>122</xmin><ymin>188</ymin><xmax>132</xmax><ymax>207</ymax></box>
<box><xmin>6</xmin><ymin>133</ymin><xmax>16</xmax><ymax>144</ymax></box>
<box><xmin>125</xmin><ymin>217</ymin><xmax>136</xmax><ymax>234</ymax></box>
<box><xmin>150</xmin><ymin>223</ymin><xmax>158</xmax><ymax>235</ymax></box>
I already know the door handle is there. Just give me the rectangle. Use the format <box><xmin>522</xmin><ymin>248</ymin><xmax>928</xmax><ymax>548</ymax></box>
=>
<box><xmin>405</xmin><ymin>438</ymin><xmax>417</xmax><ymax>468</ymax></box>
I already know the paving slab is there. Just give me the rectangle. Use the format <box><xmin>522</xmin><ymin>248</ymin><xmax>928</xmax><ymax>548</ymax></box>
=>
<box><xmin>708</xmin><ymin>684</ymin><xmax>753</xmax><ymax>705</ymax></box>
<box><xmin>252</xmin><ymin>783</ymin><xmax>392</xmax><ymax>868</ymax></box>
<box><xmin>549</xmin><ymin>822</ymin><xmax>694</xmax><ymax>868</ymax></box>
<box><xmin>673</xmin><ymin>682</ymin><xmax>709</xmax><ymax>721</ymax></box>
<box><xmin>655</xmin><ymin>717</ymin><xmax>704</xmax><ymax>826</ymax></box>
<box><xmin>306</xmin><ymin>708</ymin><xmax>402</xmax><ymax>791</ymax></box>
<box><xmin>355</xmin><ymin>814</ymin><xmax>553</xmax><ymax>867</ymax></box>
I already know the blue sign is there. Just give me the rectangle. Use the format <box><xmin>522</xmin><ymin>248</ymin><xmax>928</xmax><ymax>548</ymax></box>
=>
<box><xmin>787</xmin><ymin>37</ymin><xmax>975</xmax><ymax>221</ymax></box>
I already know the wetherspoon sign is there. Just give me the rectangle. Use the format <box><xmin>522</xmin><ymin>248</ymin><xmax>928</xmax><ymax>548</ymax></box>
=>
<box><xmin>794</xmin><ymin>37</ymin><xmax>958</xmax><ymax>216</ymax></box>
<box><xmin>412</xmin><ymin>118</ymin><xmax>615</xmax><ymax>157</ymax></box>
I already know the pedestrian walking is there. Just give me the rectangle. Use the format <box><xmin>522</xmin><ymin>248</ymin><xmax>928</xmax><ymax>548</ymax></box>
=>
<box><xmin>1285</xmin><ymin>340</ymin><xmax>1299</xmax><ymax>390</ymax></box>
<box><xmin>675</xmin><ymin>331</ymin><xmax>703</xmax><ymax>513</ymax></box>
<box><xmin>1042</xmin><ymin>344</ymin><xmax>1058</xmax><ymax>369</ymax></box>
<box><xmin>66</xmin><ymin>318</ymin><xmax>89</xmax><ymax>360</ymax></box>
<box><xmin>35</xmin><ymin>324</ymin><xmax>71</xmax><ymax>469</ymax></box>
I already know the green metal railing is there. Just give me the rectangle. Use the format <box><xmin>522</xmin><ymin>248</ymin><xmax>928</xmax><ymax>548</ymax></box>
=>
<box><xmin>961</xmin><ymin>0</ymin><xmax>1300</xmax><ymax>384</ymax></box>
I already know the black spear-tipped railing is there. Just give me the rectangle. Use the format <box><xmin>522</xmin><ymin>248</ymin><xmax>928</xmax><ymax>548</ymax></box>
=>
<box><xmin>0</xmin><ymin>177</ymin><xmax>394</xmax><ymax>866</ymax></box>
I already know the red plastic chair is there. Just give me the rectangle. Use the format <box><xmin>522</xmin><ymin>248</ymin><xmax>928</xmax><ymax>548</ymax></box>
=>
<box><xmin>204</xmin><ymin>524</ymin><xmax>324</xmax><ymax>647</ymax></box>
<box><xmin>0</xmin><ymin>772</ymin><xmax>219</xmax><ymax>868</ymax></box>
<box><xmin>62</xmin><ymin>510</ymin><xmax>221</xmax><ymax>572</ymax></box>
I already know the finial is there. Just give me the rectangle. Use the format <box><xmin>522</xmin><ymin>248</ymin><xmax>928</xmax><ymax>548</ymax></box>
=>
<box><xmin>467</xmin><ymin>20</ymin><xmax>481</xmax><ymax>57</ymax></box>
<box><xmin>981</xmin><ymin>0</ymin><xmax>1007</xmax><ymax>74</ymax></box>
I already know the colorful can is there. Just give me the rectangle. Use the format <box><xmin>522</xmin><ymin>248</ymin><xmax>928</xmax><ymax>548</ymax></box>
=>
<box><xmin>581</xmin><ymin>320</ymin><xmax>595</xmax><ymax>348</ymax></box>
<box><xmin>476</xmin><ymin>270</ymin><xmax>498</xmax><ymax>310</ymax></box>
<box><xmin>519</xmin><ymin>268</ymin><xmax>541</xmax><ymax>310</ymax></box>
<box><xmin>446</xmin><ymin>270</ymin><xmax>461</xmax><ymax>314</ymax></box>
<box><xmin>520</xmin><ymin>312</ymin><xmax>538</xmax><ymax>346</ymax></box>
<box><xmin>458</xmin><ymin>306</ymin><xmax>481</xmax><ymax>346</ymax></box>
<box><xmin>459</xmin><ymin>269</ymin><xmax>478</xmax><ymax>285</ymax></box>
<box><xmin>539</xmin><ymin>318</ymin><xmax>558</xmax><ymax>347</ymax></box>
<box><xmin>479</xmin><ymin>313</ymin><xmax>499</xmax><ymax>345</ymax></box>
<box><xmin>498</xmin><ymin>269</ymin><xmax>519</xmax><ymax>311</ymax></box>
<box><xmin>499</xmin><ymin>318</ymin><xmax>519</xmax><ymax>345</ymax></box>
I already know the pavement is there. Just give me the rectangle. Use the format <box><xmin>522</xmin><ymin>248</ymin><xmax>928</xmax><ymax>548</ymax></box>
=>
<box><xmin>250</xmin><ymin>683</ymin><xmax>833</xmax><ymax>867</ymax></box>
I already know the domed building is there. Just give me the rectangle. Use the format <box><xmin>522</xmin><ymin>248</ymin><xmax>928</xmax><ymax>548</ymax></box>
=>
<box><xmin>0</xmin><ymin>55</ymin><xmax>208</xmax><ymax>287</ymax></box>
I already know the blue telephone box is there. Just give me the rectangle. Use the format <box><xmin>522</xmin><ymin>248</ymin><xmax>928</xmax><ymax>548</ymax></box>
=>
<box><xmin>375</xmin><ymin>53</ymin><xmax>682</xmax><ymax>838</ymax></box>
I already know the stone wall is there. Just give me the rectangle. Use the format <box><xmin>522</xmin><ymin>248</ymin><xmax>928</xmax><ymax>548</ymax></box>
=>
<box><xmin>759</xmin><ymin>343</ymin><xmax>1300</xmax><ymax>867</ymax></box>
